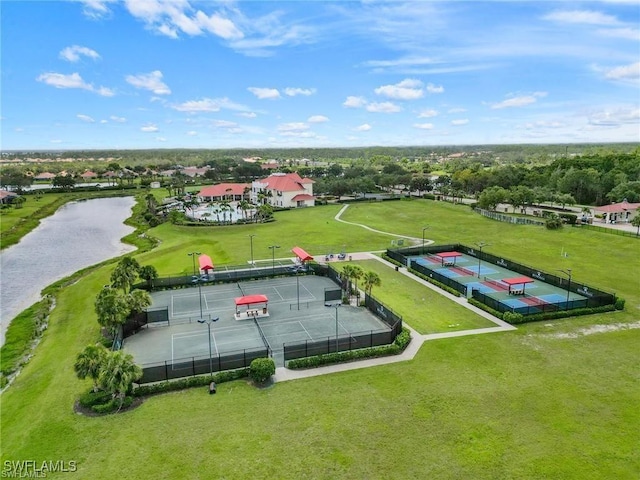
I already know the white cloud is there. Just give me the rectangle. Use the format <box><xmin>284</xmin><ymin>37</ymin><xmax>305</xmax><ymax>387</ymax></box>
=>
<box><xmin>343</xmin><ymin>96</ymin><xmax>367</xmax><ymax>108</ymax></box>
<box><xmin>124</xmin><ymin>0</ymin><xmax>244</xmax><ymax>40</ymax></box>
<box><xmin>448</xmin><ymin>108</ymin><xmax>467</xmax><ymax>114</ymax></box>
<box><xmin>588</xmin><ymin>106</ymin><xmax>639</xmax><ymax>126</ymax></box>
<box><xmin>100</xmin><ymin>119</ymin><xmax>108</xmax><ymax>124</ymax></box>
<box><xmin>77</xmin><ymin>114</ymin><xmax>95</xmax><ymax>123</ymax></box>
<box><xmin>141</xmin><ymin>124</ymin><xmax>159</xmax><ymax>132</ymax></box>
<box><xmin>172</xmin><ymin>97</ymin><xmax>248</xmax><ymax>112</ymax></box>
<box><xmin>604</xmin><ymin>62</ymin><xmax>640</xmax><ymax>85</ymax></box>
<box><xmin>366</xmin><ymin>102</ymin><xmax>402</xmax><ymax>113</ymax></box>
<box><xmin>109</xmin><ymin>115</ymin><xmax>126</xmax><ymax>123</ymax></box>
<box><xmin>278</xmin><ymin>122</ymin><xmax>309</xmax><ymax>132</ymax></box>
<box><xmin>597</xmin><ymin>27</ymin><xmax>640</xmax><ymax>41</ymax></box>
<box><xmin>156</xmin><ymin>136</ymin><xmax>167</xmax><ymax>142</ymax></box>
<box><xmin>36</xmin><ymin>72</ymin><xmax>114</xmax><ymax>96</ymax></box>
<box><xmin>186</xmin><ymin>131</ymin><xmax>198</xmax><ymax>136</ymax></box>
<box><xmin>451</xmin><ymin>119</ymin><xmax>469</xmax><ymax>126</ymax></box>
<box><xmin>284</xmin><ymin>87</ymin><xmax>316</xmax><ymax>97</ymax></box>
<box><xmin>308</xmin><ymin>115</ymin><xmax>329</xmax><ymax>123</ymax></box>
<box><xmin>491</xmin><ymin>92</ymin><xmax>547</xmax><ymax>109</ymax></box>
<box><xmin>543</xmin><ymin>10</ymin><xmax>620</xmax><ymax>26</ymax></box>
<box><xmin>375</xmin><ymin>78</ymin><xmax>424</xmax><ymax>100</ymax></box>
<box><xmin>212</xmin><ymin>120</ymin><xmax>238</xmax><ymax>128</ymax></box>
<box><xmin>126</xmin><ymin>71</ymin><xmax>171</xmax><ymax>95</ymax></box>
<box><xmin>413</xmin><ymin>123</ymin><xmax>434</xmax><ymax>129</ymax></box>
<box><xmin>426</xmin><ymin>83</ymin><xmax>444</xmax><ymax>94</ymax></box>
<box><xmin>248</xmin><ymin>87</ymin><xmax>281</xmax><ymax>99</ymax></box>
<box><xmin>237</xmin><ymin>112</ymin><xmax>257</xmax><ymax>118</ymax></box>
<box><xmin>60</xmin><ymin>45</ymin><xmax>100</xmax><ymax>62</ymax></box>
<box><xmin>194</xmin><ymin>11</ymin><xmax>244</xmax><ymax>39</ymax></box>
<box><xmin>355</xmin><ymin>124</ymin><xmax>372</xmax><ymax>131</ymax></box>
<box><xmin>418</xmin><ymin>109</ymin><xmax>438</xmax><ymax>118</ymax></box>
<box><xmin>80</xmin><ymin>0</ymin><xmax>114</xmax><ymax>19</ymax></box>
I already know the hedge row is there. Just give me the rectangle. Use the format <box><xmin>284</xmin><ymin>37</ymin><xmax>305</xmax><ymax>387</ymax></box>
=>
<box><xmin>408</xmin><ymin>268</ymin><xmax>462</xmax><ymax>297</ymax></box>
<box><xmin>381</xmin><ymin>254</ymin><xmax>404</xmax><ymax>268</ymax></box>
<box><xmin>287</xmin><ymin>328</ymin><xmax>411</xmax><ymax>370</ymax></box>
<box><xmin>518</xmin><ymin>304</ymin><xmax>617</xmax><ymax>323</ymax></box>
<box><xmin>468</xmin><ymin>298</ymin><xmax>503</xmax><ymax>318</ymax></box>
<box><xmin>132</xmin><ymin>368</ymin><xmax>249</xmax><ymax>397</ymax></box>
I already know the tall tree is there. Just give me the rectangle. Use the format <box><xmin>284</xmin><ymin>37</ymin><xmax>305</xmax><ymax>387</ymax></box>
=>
<box><xmin>110</xmin><ymin>257</ymin><xmax>140</xmax><ymax>293</ymax></box>
<box><xmin>138</xmin><ymin>265</ymin><xmax>158</xmax><ymax>289</ymax></box>
<box><xmin>74</xmin><ymin>344</ymin><xmax>108</xmax><ymax>392</ymax></box>
<box><xmin>95</xmin><ymin>287</ymin><xmax>130</xmax><ymax>338</ymax></box>
<box><xmin>362</xmin><ymin>271</ymin><xmax>382</xmax><ymax>296</ymax></box>
<box><xmin>98</xmin><ymin>350</ymin><xmax>142</xmax><ymax>410</ymax></box>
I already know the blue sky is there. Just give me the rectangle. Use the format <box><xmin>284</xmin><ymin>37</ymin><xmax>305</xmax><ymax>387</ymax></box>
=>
<box><xmin>1</xmin><ymin>0</ymin><xmax>638</xmax><ymax>150</ymax></box>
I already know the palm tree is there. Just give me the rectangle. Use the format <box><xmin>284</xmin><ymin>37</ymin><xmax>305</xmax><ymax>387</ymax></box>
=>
<box><xmin>128</xmin><ymin>289</ymin><xmax>152</xmax><ymax>314</ymax></box>
<box><xmin>341</xmin><ymin>264</ymin><xmax>356</xmax><ymax>299</ymax></box>
<box><xmin>95</xmin><ymin>286</ymin><xmax>130</xmax><ymax>338</ymax></box>
<box><xmin>110</xmin><ymin>257</ymin><xmax>140</xmax><ymax>293</ymax></box>
<box><xmin>75</xmin><ymin>344</ymin><xmax>108</xmax><ymax>392</ymax></box>
<box><xmin>98</xmin><ymin>350</ymin><xmax>142</xmax><ymax>410</ymax></box>
<box><xmin>138</xmin><ymin>265</ymin><xmax>158</xmax><ymax>289</ymax></box>
<box><xmin>350</xmin><ymin>265</ymin><xmax>364</xmax><ymax>301</ymax></box>
<box><xmin>362</xmin><ymin>271</ymin><xmax>382</xmax><ymax>296</ymax></box>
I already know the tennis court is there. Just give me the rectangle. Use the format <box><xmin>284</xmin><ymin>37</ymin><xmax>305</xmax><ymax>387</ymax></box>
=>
<box><xmin>123</xmin><ymin>275</ymin><xmax>392</xmax><ymax>368</ymax></box>
<box><xmin>410</xmin><ymin>251</ymin><xmax>589</xmax><ymax>313</ymax></box>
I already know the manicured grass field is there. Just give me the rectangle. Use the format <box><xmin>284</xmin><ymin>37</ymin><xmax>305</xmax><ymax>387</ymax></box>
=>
<box><xmin>2</xmin><ymin>199</ymin><xmax>639</xmax><ymax>479</ymax></box>
<box><xmin>336</xmin><ymin>259</ymin><xmax>496</xmax><ymax>333</ymax></box>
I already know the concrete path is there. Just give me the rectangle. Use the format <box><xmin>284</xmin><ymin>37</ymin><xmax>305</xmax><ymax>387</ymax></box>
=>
<box><xmin>273</xmin><ymin>252</ymin><xmax>515</xmax><ymax>384</ymax></box>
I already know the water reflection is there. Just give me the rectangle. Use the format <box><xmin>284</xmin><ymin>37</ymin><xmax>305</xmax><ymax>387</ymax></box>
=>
<box><xmin>0</xmin><ymin>197</ymin><xmax>136</xmax><ymax>345</ymax></box>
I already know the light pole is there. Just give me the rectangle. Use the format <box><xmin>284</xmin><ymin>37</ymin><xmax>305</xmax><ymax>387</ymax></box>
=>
<box><xmin>249</xmin><ymin>234</ymin><xmax>256</xmax><ymax>266</ymax></box>
<box><xmin>421</xmin><ymin>226</ymin><xmax>429</xmax><ymax>255</ymax></box>
<box><xmin>268</xmin><ymin>245</ymin><xmax>280</xmax><ymax>275</ymax></box>
<box><xmin>475</xmin><ymin>242</ymin><xmax>489</xmax><ymax>278</ymax></box>
<box><xmin>197</xmin><ymin>317</ymin><xmax>219</xmax><ymax>376</ymax></box>
<box><xmin>558</xmin><ymin>269</ymin><xmax>572</xmax><ymax>310</ymax></box>
<box><xmin>325</xmin><ymin>303</ymin><xmax>341</xmax><ymax>352</ymax></box>
<box><xmin>188</xmin><ymin>252</ymin><xmax>203</xmax><ymax>319</ymax></box>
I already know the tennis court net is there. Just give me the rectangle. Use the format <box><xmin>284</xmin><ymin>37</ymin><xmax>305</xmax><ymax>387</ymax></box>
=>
<box><xmin>483</xmin><ymin>276</ymin><xmax>509</xmax><ymax>291</ymax></box>
<box><xmin>253</xmin><ymin>316</ymin><xmax>271</xmax><ymax>354</ymax></box>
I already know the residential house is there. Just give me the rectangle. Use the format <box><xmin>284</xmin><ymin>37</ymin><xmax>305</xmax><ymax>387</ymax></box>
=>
<box><xmin>33</xmin><ymin>172</ymin><xmax>56</xmax><ymax>181</ymax></box>
<box><xmin>251</xmin><ymin>172</ymin><xmax>314</xmax><ymax>208</ymax></box>
<box><xmin>0</xmin><ymin>190</ymin><xmax>18</xmax><ymax>204</ymax></box>
<box><xmin>593</xmin><ymin>200</ymin><xmax>640</xmax><ymax>224</ymax></box>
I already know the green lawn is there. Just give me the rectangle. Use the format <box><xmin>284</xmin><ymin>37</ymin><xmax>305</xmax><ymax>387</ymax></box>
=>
<box><xmin>2</xmin><ymin>199</ymin><xmax>639</xmax><ymax>479</ymax></box>
<box><xmin>336</xmin><ymin>259</ymin><xmax>496</xmax><ymax>333</ymax></box>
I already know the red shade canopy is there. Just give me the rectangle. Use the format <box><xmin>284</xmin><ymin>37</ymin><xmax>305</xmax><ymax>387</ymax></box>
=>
<box><xmin>199</xmin><ymin>254</ymin><xmax>214</xmax><ymax>271</ymax></box>
<box><xmin>437</xmin><ymin>251</ymin><xmax>462</xmax><ymax>258</ymax></box>
<box><xmin>235</xmin><ymin>294</ymin><xmax>268</xmax><ymax>306</ymax></box>
<box><xmin>292</xmin><ymin>246</ymin><xmax>313</xmax><ymax>262</ymax></box>
<box><xmin>502</xmin><ymin>276</ymin><xmax>534</xmax><ymax>285</ymax></box>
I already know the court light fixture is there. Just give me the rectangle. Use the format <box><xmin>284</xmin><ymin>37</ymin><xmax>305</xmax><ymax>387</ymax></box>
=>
<box><xmin>198</xmin><ymin>316</ymin><xmax>220</xmax><ymax>377</ymax></box>
<box><xmin>268</xmin><ymin>245</ymin><xmax>280</xmax><ymax>275</ymax></box>
<box><xmin>475</xmin><ymin>242</ymin><xmax>490</xmax><ymax>278</ymax></box>
<box><xmin>421</xmin><ymin>226</ymin><xmax>429</xmax><ymax>255</ymax></box>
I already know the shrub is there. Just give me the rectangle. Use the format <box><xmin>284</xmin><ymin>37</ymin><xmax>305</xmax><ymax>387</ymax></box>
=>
<box><xmin>91</xmin><ymin>396</ymin><xmax>133</xmax><ymax>414</ymax></box>
<box><xmin>132</xmin><ymin>368</ymin><xmax>249</xmax><ymax>397</ymax></box>
<box><xmin>79</xmin><ymin>390</ymin><xmax>112</xmax><ymax>408</ymax></box>
<box><xmin>559</xmin><ymin>213</ymin><xmax>577</xmax><ymax>225</ymax></box>
<box><xmin>394</xmin><ymin>328</ymin><xmax>411</xmax><ymax>350</ymax></box>
<box><xmin>468</xmin><ymin>298</ymin><xmax>503</xmax><ymax>318</ymax></box>
<box><xmin>422</xmin><ymin>193</ymin><xmax>436</xmax><ymax>200</ymax></box>
<box><xmin>249</xmin><ymin>358</ymin><xmax>275</xmax><ymax>383</ymax></box>
<box><xmin>614</xmin><ymin>298</ymin><xmax>625</xmax><ymax>310</ymax></box>
<box><xmin>287</xmin><ymin>344</ymin><xmax>401</xmax><ymax>369</ymax></box>
<box><xmin>503</xmin><ymin>311</ymin><xmax>525</xmax><ymax>324</ymax></box>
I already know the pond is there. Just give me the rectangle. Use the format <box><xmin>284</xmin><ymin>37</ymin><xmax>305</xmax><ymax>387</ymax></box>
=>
<box><xmin>0</xmin><ymin>196</ymin><xmax>136</xmax><ymax>345</ymax></box>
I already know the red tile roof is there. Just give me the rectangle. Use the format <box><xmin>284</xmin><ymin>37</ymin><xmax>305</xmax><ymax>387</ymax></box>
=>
<box><xmin>594</xmin><ymin>201</ymin><xmax>640</xmax><ymax>213</ymax></box>
<box><xmin>257</xmin><ymin>173</ymin><xmax>314</xmax><ymax>192</ymax></box>
<box><xmin>198</xmin><ymin>183</ymin><xmax>250</xmax><ymax>198</ymax></box>
<box><xmin>291</xmin><ymin>194</ymin><xmax>315</xmax><ymax>201</ymax></box>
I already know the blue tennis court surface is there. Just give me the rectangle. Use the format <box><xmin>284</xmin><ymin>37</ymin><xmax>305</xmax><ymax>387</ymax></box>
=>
<box><xmin>466</xmin><ymin>281</ymin><xmax>496</xmax><ymax>295</ymax></box>
<box><xmin>502</xmin><ymin>298</ymin><xmax>528</xmax><ymax>308</ymax></box>
<box><xmin>539</xmin><ymin>293</ymin><xmax>566</xmax><ymax>303</ymax></box>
